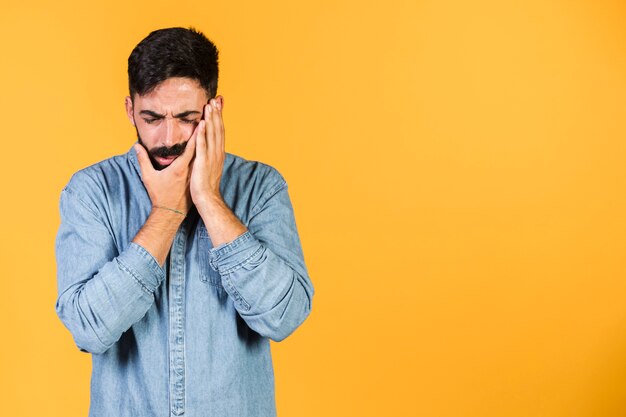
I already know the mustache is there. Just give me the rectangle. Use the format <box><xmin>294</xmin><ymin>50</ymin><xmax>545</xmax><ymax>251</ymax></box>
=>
<box><xmin>149</xmin><ymin>141</ymin><xmax>188</xmax><ymax>158</ymax></box>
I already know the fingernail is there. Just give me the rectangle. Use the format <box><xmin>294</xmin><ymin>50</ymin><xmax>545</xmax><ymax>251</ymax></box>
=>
<box><xmin>207</xmin><ymin>104</ymin><xmax>213</xmax><ymax>113</ymax></box>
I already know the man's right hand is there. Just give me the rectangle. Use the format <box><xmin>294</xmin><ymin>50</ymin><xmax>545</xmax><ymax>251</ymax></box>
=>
<box><xmin>131</xmin><ymin>133</ymin><xmax>198</xmax><ymax>266</ymax></box>
<box><xmin>133</xmin><ymin>133</ymin><xmax>197</xmax><ymax>216</ymax></box>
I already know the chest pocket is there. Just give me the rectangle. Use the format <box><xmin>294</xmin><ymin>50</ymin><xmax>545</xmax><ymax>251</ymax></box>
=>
<box><xmin>197</xmin><ymin>225</ymin><xmax>224</xmax><ymax>288</ymax></box>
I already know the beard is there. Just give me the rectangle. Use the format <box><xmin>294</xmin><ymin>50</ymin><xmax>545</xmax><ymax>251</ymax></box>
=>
<box><xmin>135</xmin><ymin>129</ymin><xmax>188</xmax><ymax>171</ymax></box>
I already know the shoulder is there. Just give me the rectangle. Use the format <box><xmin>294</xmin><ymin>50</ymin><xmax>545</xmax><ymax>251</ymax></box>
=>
<box><xmin>62</xmin><ymin>150</ymin><xmax>136</xmax><ymax>208</ymax></box>
<box><xmin>224</xmin><ymin>153</ymin><xmax>286</xmax><ymax>186</ymax></box>
<box><xmin>222</xmin><ymin>153</ymin><xmax>289</xmax><ymax>217</ymax></box>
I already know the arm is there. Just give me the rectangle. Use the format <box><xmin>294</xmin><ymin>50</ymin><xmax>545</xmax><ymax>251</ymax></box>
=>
<box><xmin>208</xmin><ymin>181</ymin><xmax>314</xmax><ymax>342</ymax></box>
<box><xmin>192</xmin><ymin>98</ymin><xmax>313</xmax><ymax>342</ymax></box>
<box><xmin>56</xmin><ymin>130</ymin><xmax>198</xmax><ymax>354</ymax></box>
<box><xmin>55</xmin><ymin>186</ymin><xmax>171</xmax><ymax>354</ymax></box>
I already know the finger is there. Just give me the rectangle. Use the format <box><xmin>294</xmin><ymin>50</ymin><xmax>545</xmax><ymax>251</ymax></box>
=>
<box><xmin>195</xmin><ymin>120</ymin><xmax>207</xmax><ymax>158</ymax></box>
<box><xmin>171</xmin><ymin>130</ymin><xmax>197</xmax><ymax>170</ymax></box>
<box><xmin>206</xmin><ymin>102</ymin><xmax>215</xmax><ymax>162</ymax></box>
<box><xmin>219</xmin><ymin>96</ymin><xmax>226</xmax><ymax>155</ymax></box>
<box><xmin>186</xmin><ymin>132</ymin><xmax>197</xmax><ymax>164</ymax></box>
<box><xmin>188</xmin><ymin>153</ymin><xmax>196</xmax><ymax>172</ymax></box>
<box><xmin>133</xmin><ymin>144</ymin><xmax>153</xmax><ymax>176</ymax></box>
<box><xmin>181</xmin><ymin>131</ymin><xmax>197</xmax><ymax>166</ymax></box>
<box><xmin>204</xmin><ymin>101</ymin><xmax>213</xmax><ymax>121</ymax></box>
<box><xmin>212</xmin><ymin>101</ymin><xmax>225</xmax><ymax>158</ymax></box>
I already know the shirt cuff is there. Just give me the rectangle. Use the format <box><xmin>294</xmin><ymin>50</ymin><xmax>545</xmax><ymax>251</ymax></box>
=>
<box><xmin>208</xmin><ymin>231</ymin><xmax>262</xmax><ymax>273</ymax></box>
<box><xmin>116</xmin><ymin>242</ymin><xmax>166</xmax><ymax>293</ymax></box>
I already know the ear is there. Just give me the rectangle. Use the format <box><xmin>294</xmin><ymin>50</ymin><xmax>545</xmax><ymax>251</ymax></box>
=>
<box><xmin>125</xmin><ymin>96</ymin><xmax>135</xmax><ymax>126</ymax></box>
<box><xmin>216</xmin><ymin>95</ymin><xmax>224</xmax><ymax>109</ymax></box>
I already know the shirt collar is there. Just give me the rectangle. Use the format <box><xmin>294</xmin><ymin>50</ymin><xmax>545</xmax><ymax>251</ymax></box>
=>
<box><xmin>128</xmin><ymin>141</ymin><xmax>142</xmax><ymax>180</ymax></box>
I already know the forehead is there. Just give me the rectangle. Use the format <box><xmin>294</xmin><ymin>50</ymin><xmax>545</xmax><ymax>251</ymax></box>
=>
<box><xmin>134</xmin><ymin>77</ymin><xmax>208</xmax><ymax>111</ymax></box>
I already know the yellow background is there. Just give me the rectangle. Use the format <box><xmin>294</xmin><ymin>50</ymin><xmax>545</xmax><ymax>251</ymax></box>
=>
<box><xmin>1</xmin><ymin>0</ymin><xmax>625</xmax><ymax>415</ymax></box>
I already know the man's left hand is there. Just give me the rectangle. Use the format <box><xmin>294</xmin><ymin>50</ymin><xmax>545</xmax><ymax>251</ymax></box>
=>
<box><xmin>190</xmin><ymin>97</ymin><xmax>225</xmax><ymax>209</ymax></box>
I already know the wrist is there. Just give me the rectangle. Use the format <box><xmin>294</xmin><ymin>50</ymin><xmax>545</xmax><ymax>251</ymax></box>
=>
<box><xmin>132</xmin><ymin>208</ymin><xmax>185</xmax><ymax>266</ymax></box>
<box><xmin>147</xmin><ymin>207</ymin><xmax>186</xmax><ymax>230</ymax></box>
<box><xmin>152</xmin><ymin>205</ymin><xmax>186</xmax><ymax>216</ymax></box>
<box><xmin>195</xmin><ymin>193</ymin><xmax>225</xmax><ymax>217</ymax></box>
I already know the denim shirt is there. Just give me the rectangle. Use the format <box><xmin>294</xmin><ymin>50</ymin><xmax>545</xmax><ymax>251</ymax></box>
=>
<box><xmin>55</xmin><ymin>145</ymin><xmax>314</xmax><ymax>417</ymax></box>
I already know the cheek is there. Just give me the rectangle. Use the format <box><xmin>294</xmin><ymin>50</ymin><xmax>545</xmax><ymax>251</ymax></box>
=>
<box><xmin>136</xmin><ymin>125</ymin><xmax>161</xmax><ymax>147</ymax></box>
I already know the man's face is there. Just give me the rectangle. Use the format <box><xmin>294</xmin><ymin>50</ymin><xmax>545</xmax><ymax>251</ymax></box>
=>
<box><xmin>125</xmin><ymin>77</ymin><xmax>209</xmax><ymax>170</ymax></box>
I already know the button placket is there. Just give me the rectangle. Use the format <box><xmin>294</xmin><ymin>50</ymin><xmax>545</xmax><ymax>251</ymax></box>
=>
<box><xmin>169</xmin><ymin>225</ymin><xmax>187</xmax><ymax>416</ymax></box>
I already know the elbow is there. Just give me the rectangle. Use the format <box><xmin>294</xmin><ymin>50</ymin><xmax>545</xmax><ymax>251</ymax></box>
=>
<box><xmin>271</xmin><ymin>276</ymin><xmax>314</xmax><ymax>342</ymax></box>
<box><xmin>72</xmin><ymin>330</ymin><xmax>111</xmax><ymax>354</ymax></box>
<box><xmin>251</xmin><ymin>289</ymin><xmax>314</xmax><ymax>342</ymax></box>
<box><xmin>267</xmin><ymin>314</ymin><xmax>309</xmax><ymax>342</ymax></box>
<box><xmin>74</xmin><ymin>336</ymin><xmax>110</xmax><ymax>355</ymax></box>
<box><xmin>55</xmin><ymin>295</ymin><xmax>112</xmax><ymax>355</ymax></box>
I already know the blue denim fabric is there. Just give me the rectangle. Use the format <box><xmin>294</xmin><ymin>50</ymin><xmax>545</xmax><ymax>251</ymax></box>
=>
<box><xmin>55</xmin><ymin>145</ymin><xmax>314</xmax><ymax>417</ymax></box>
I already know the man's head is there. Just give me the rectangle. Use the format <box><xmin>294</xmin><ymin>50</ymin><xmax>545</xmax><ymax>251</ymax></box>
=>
<box><xmin>125</xmin><ymin>27</ymin><xmax>220</xmax><ymax>169</ymax></box>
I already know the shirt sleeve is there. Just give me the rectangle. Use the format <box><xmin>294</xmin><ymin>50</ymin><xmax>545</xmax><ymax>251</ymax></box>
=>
<box><xmin>55</xmin><ymin>186</ymin><xmax>165</xmax><ymax>354</ymax></box>
<box><xmin>208</xmin><ymin>180</ymin><xmax>314</xmax><ymax>342</ymax></box>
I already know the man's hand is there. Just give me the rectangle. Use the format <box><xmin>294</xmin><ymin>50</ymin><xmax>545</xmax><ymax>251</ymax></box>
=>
<box><xmin>191</xmin><ymin>96</ymin><xmax>248</xmax><ymax>246</ymax></box>
<box><xmin>190</xmin><ymin>97</ymin><xmax>225</xmax><ymax>208</ymax></box>
<box><xmin>134</xmin><ymin>132</ymin><xmax>197</xmax><ymax>216</ymax></box>
<box><xmin>132</xmin><ymin>131</ymin><xmax>198</xmax><ymax>266</ymax></box>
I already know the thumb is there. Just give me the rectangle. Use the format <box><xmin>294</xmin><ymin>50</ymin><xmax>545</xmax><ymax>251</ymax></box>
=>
<box><xmin>134</xmin><ymin>144</ymin><xmax>153</xmax><ymax>175</ymax></box>
<box><xmin>177</xmin><ymin>131</ymin><xmax>197</xmax><ymax>166</ymax></box>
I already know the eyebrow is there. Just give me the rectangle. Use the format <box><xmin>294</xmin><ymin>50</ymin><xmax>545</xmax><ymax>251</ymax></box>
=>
<box><xmin>139</xmin><ymin>110</ymin><xmax>202</xmax><ymax>118</ymax></box>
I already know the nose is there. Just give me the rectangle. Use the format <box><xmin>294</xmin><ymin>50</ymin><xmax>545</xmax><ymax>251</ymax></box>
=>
<box><xmin>163</xmin><ymin>117</ymin><xmax>180</xmax><ymax>147</ymax></box>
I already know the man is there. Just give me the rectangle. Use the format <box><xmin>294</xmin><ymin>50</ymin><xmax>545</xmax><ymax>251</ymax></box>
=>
<box><xmin>55</xmin><ymin>27</ymin><xmax>314</xmax><ymax>417</ymax></box>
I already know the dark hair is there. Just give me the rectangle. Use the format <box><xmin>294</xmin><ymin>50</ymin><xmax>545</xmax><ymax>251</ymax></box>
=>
<box><xmin>128</xmin><ymin>27</ymin><xmax>219</xmax><ymax>100</ymax></box>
